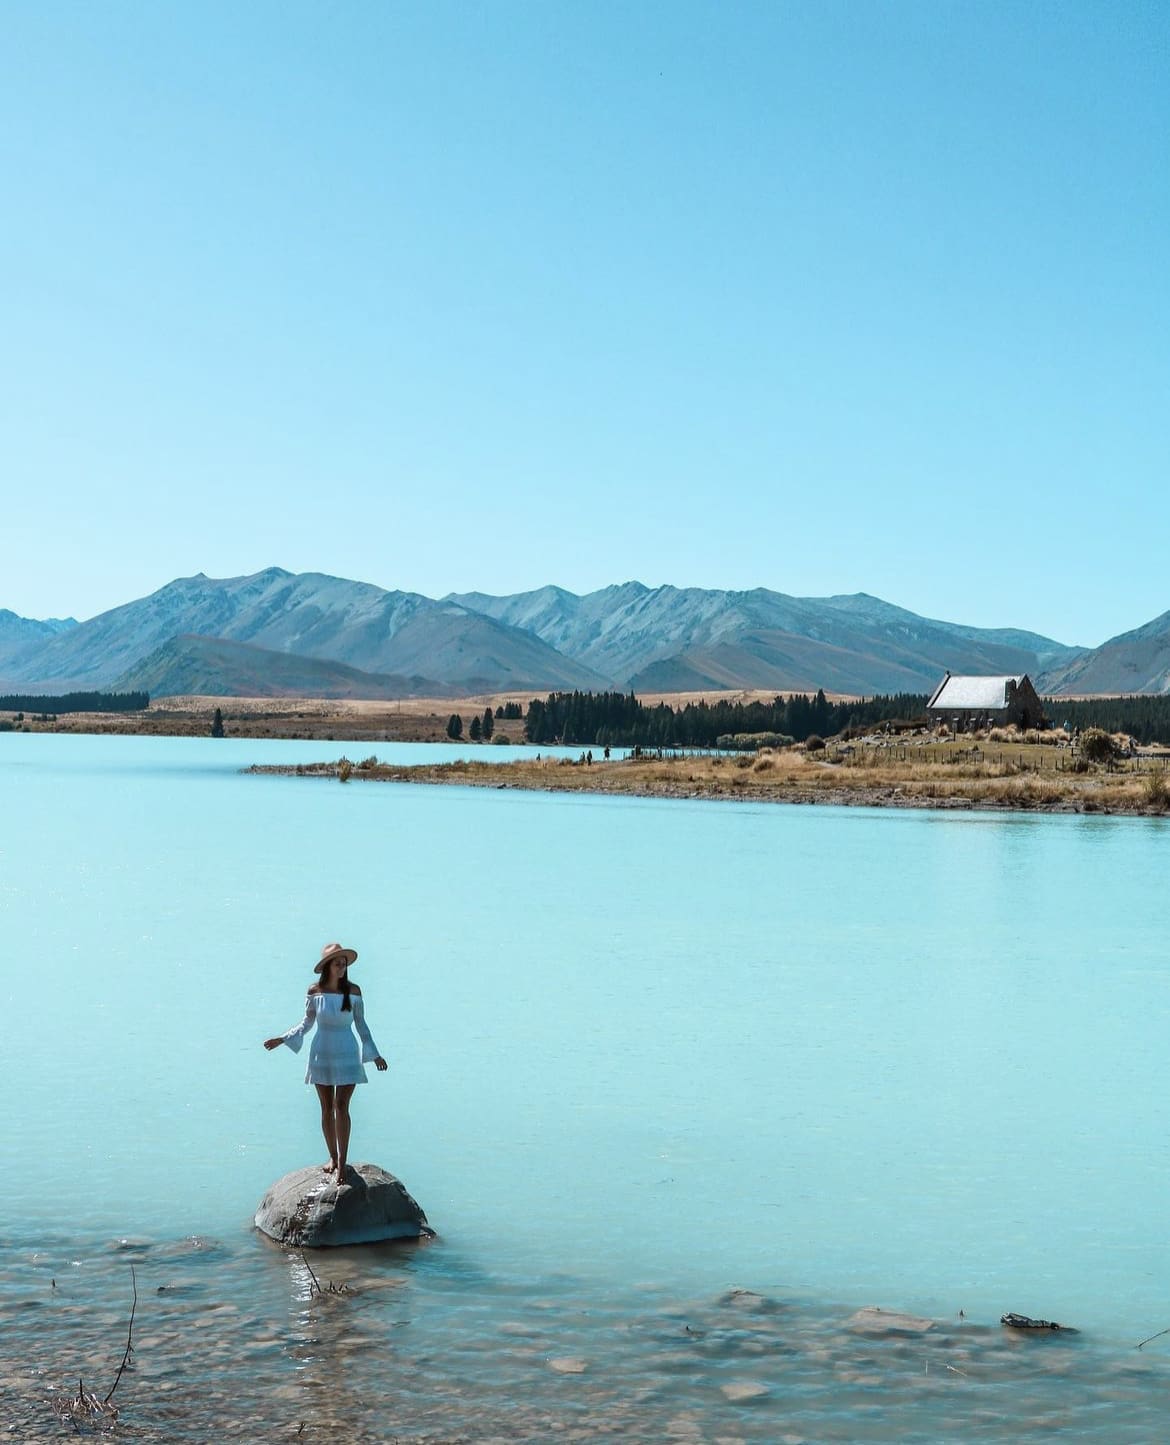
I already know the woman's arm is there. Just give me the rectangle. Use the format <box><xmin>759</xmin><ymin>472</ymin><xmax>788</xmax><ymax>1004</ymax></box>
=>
<box><xmin>263</xmin><ymin>995</ymin><xmax>317</xmax><ymax>1053</ymax></box>
<box><xmin>352</xmin><ymin>995</ymin><xmax>388</xmax><ymax>1070</ymax></box>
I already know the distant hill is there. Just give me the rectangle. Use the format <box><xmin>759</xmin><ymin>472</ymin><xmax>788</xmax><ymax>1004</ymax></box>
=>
<box><xmin>0</xmin><ymin>608</ymin><xmax>77</xmax><ymax>678</ymax></box>
<box><xmin>1036</xmin><ymin>611</ymin><xmax>1170</xmax><ymax>696</ymax></box>
<box><xmin>3</xmin><ymin>569</ymin><xmax>606</xmax><ymax>695</ymax></box>
<box><xmin>449</xmin><ymin>584</ymin><xmax>1084</xmax><ymax>693</ymax></box>
<box><xmin>112</xmin><ymin>634</ymin><xmax>450</xmax><ymax>700</ymax></box>
<box><xmin>7</xmin><ymin>570</ymin><xmax>1168</xmax><ymax>699</ymax></box>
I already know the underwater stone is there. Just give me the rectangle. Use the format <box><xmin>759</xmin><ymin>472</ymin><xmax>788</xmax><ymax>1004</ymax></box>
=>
<box><xmin>845</xmin><ymin>1306</ymin><xmax>936</xmax><ymax>1337</ymax></box>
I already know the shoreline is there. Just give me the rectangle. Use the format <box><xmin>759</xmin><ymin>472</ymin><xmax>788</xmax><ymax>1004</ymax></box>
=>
<box><xmin>245</xmin><ymin>754</ymin><xmax>1170</xmax><ymax>818</ymax></box>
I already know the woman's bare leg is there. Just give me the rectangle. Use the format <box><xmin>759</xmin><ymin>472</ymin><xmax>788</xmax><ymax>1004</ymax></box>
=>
<box><xmin>334</xmin><ymin>1084</ymin><xmax>356</xmax><ymax>1180</ymax></box>
<box><xmin>314</xmin><ymin>1084</ymin><xmax>338</xmax><ymax>1171</ymax></box>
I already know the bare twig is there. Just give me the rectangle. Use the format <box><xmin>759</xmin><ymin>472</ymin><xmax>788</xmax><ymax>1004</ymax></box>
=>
<box><xmin>1136</xmin><ymin>1326</ymin><xmax>1170</xmax><ymax>1350</ymax></box>
<box><xmin>298</xmin><ymin>1247</ymin><xmax>352</xmax><ymax>1297</ymax></box>
<box><xmin>299</xmin><ymin>1249</ymin><xmax>324</xmax><ymax>1295</ymax></box>
<box><xmin>54</xmin><ymin>1270</ymin><xmax>137</xmax><ymax>1430</ymax></box>
<box><xmin>104</xmin><ymin>1266</ymin><xmax>138</xmax><ymax>1403</ymax></box>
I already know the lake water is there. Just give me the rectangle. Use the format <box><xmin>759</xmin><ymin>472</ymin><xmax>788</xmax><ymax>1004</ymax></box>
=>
<box><xmin>3</xmin><ymin>733</ymin><xmax>1170</xmax><ymax>1440</ymax></box>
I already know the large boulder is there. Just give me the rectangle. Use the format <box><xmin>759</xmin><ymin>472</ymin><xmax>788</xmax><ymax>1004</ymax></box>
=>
<box><xmin>255</xmin><ymin>1163</ymin><xmax>433</xmax><ymax>1247</ymax></box>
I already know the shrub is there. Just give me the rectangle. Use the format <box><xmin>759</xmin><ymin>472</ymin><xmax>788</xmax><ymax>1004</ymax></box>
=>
<box><xmin>752</xmin><ymin>757</ymin><xmax>775</xmax><ymax>772</ymax></box>
<box><xmin>1143</xmin><ymin>769</ymin><xmax>1169</xmax><ymax>810</ymax></box>
<box><xmin>805</xmin><ymin>734</ymin><xmax>825</xmax><ymax>753</ymax></box>
<box><xmin>357</xmin><ymin>755</ymin><xmax>379</xmax><ymax>770</ymax></box>
<box><xmin>492</xmin><ymin>734</ymin><xmax>511</xmax><ymax>745</ymax></box>
<box><xmin>338</xmin><ymin>757</ymin><xmax>353</xmax><ymax>783</ymax></box>
<box><xmin>1079</xmin><ymin>728</ymin><xmax>1116</xmax><ymax>765</ymax></box>
<box><xmin>716</xmin><ymin>731</ymin><xmax>792</xmax><ymax>751</ymax></box>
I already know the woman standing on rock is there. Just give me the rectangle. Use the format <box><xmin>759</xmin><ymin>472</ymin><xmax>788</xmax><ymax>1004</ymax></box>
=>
<box><xmin>264</xmin><ymin>942</ymin><xmax>388</xmax><ymax>1181</ymax></box>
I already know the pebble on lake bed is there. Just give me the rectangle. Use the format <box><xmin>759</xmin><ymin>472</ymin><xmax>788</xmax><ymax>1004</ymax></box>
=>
<box><xmin>720</xmin><ymin>1380</ymin><xmax>770</xmax><ymax>1403</ymax></box>
<box><xmin>549</xmin><ymin>1356</ymin><xmax>588</xmax><ymax>1373</ymax></box>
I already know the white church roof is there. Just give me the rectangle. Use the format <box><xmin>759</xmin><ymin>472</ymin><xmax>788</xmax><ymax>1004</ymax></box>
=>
<box><xmin>927</xmin><ymin>675</ymin><xmax>1024</xmax><ymax>710</ymax></box>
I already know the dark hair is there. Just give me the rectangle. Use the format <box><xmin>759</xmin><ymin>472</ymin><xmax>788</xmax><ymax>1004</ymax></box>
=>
<box><xmin>310</xmin><ymin>967</ymin><xmax>353</xmax><ymax>1011</ymax></box>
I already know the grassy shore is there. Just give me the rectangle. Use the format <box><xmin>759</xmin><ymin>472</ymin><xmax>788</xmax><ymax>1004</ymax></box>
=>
<box><xmin>248</xmin><ymin>740</ymin><xmax>1170</xmax><ymax>817</ymax></box>
<box><xmin>0</xmin><ymin>694</ymin><xmax>530</xmax><ymax>743</ymax></box>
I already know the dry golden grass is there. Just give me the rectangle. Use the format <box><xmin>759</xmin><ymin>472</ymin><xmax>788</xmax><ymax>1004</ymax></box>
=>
<box><xmin>252</xmin><ymin>743</ymin><xmax>1170</xmax><ymax>817</ymax></box>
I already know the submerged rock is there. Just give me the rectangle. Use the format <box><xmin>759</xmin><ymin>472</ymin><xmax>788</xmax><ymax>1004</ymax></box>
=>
<box><xmin>254</xmin><ymin>1163</ymin><xmax>433</xmax><ymax>1248</ymax></box>
<box><xmin>845</xmin><ymin>1306</ymin><xmax>936</xmax><ymax>1337</ymax></box>
<box><xmin>1001</xmin><ymin>1312</ymin><xmax>1079</xmax><ymax>1334</ymax></box>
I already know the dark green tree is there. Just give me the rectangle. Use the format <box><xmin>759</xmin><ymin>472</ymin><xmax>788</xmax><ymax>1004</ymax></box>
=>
<box><xmin>446</xmin><ymin>713</ymin><xmax>463</xmax><ymax>740</ymax></box>
<box><xmin>210</xmin><ymin>707</ymin><xmax>225</xmax><ymax>738</ymax></box>
<box><xmin>469</xmin><ymin>714</ymin><xmax>482</xmax><ymax>741</ymax></box>
<box><xmin>482</xmin><ymin>707</ymin><xmax>494</xmax><ymax>740</ymax></box>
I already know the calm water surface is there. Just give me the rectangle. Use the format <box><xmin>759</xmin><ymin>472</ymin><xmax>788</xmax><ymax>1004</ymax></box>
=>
<box><xmin>3</xmin><ymin>733</ymin><xmax>1170</xmax><ymax>1440</ymax></box>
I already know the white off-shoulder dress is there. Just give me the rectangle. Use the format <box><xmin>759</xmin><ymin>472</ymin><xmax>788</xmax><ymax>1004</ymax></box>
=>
<box><xmin>280</xmin><ymin>991</ymin><xmax>382</xmax><ymax>1085</ymax></box>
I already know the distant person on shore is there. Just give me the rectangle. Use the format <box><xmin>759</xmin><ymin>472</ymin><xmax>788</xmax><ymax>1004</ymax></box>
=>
<box><xmin>264</xmin><ymin>942</ymin><xmax>388</xmax><ymax>1181</ymax></box>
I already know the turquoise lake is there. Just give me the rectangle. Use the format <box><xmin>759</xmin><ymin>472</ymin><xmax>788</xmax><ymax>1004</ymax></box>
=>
<box><xmin>3</xmin><ymin>733</ymin><xmax>1170</xmax><ymax>1440</ymax></box>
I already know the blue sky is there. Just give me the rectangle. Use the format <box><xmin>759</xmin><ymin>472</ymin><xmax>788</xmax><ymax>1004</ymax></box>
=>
<box><xmin>2</xmin><ymin>1</ymin><xmax>1166</xmax><ymax>646</ymax></box>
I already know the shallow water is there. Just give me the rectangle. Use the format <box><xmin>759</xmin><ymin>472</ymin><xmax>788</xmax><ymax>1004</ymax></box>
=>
<box><xmin>3</xmin><ymin>734</ymin><xmax>1170</xmax><ymax>1438</ymax></box>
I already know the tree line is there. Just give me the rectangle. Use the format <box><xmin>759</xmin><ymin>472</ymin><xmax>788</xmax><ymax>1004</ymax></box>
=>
<box><xmin>523</xmin><ymin>690</ymin><xmax>930</xmax><ymax>748</ymax></box>
<box><xmin>522</xmin><ymin>689</ymin><xmax>1170</xmax><ymax>748</ymax></box>
<box><xmin>1044</xmin><ymin>695</ymin><xmax>1170</xmax><ymax>745</ymax></box>
<box><xmin>0</xmin><ymin>690</ymin><xmax>150</xmax><ymax>714</ymax></box>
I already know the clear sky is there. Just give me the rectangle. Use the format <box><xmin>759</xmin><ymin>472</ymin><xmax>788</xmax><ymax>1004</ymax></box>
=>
<box><xmin>1</xmin><ymin>1</ymin><xmax>1166</xmax><ymax>646</ymax></box>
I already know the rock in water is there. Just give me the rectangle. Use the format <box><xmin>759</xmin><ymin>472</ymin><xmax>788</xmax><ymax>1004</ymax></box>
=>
<box><xmin>255</xmin><ymin>1163</ymin><xmax>433</xmax><ymax>1247</ymax></box>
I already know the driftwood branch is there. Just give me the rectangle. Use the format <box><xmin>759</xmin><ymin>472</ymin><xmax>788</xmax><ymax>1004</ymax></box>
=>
<box><xmin>1136</xmin><ymin>1326</ymin><xmax>1170</xmax><ymax>1350</ymax></box>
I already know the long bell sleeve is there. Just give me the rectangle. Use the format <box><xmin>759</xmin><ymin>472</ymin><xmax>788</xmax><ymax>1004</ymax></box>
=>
<box><xmin>352</xmin><ymin>994</ymin><xmax>381</xmax><ymax>1063</ymax></box>
<box><xmin>281</xmin><ymin>995</ymin><xmax>318</xmax><ymax>1053</ymax></box>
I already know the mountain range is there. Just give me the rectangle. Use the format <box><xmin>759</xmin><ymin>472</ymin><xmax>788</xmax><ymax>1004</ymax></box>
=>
<box><xmin>1</xmin><ymin>568</ymin><xmax>1168</xmax><ymax>699</ymax></box>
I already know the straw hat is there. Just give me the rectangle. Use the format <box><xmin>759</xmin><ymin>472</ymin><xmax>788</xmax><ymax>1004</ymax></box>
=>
<box><xmin>314</xmin><ymin>941</ymin><xmax>358</xmax><ymax>974</ymax></box>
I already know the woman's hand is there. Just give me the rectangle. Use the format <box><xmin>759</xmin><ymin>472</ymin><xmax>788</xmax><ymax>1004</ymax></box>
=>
<box><xmin>263</xmin><ymin>1038</ymin><xmax>284</xmax><ymax>1051</ymax></box>
<box><xmin>374</xmin><ymin>1056</ymin><xmax>388</xmax><ymax>1071</ymax></box>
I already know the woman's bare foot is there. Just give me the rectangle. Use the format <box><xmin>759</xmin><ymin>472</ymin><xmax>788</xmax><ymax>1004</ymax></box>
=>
<box><xmin>322</xmin><ymin>1160</ymin><xmax>337</xmax><ymax>1174</ymax></box>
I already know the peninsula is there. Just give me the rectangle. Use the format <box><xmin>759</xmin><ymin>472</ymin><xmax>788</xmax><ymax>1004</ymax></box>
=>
<box><xmin>247</xmin><ymin>736</ymin><xmax>1170</xmax><ymax>818</ymax></box>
